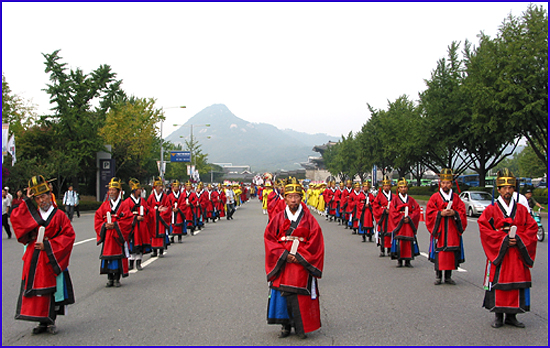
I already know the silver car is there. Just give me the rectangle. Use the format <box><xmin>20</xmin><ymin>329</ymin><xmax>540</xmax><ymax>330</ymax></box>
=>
<box><xmin>459</xmin><ymin>191</ymin><xmax>493</xmax><ymax>217</ymax></box>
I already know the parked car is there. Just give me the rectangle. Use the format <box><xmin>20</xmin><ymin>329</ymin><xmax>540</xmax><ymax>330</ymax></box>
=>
<box><xmin>459</xmin><ymin>191</ymin><xmax>493</xmax><ymax>217</ymax></box>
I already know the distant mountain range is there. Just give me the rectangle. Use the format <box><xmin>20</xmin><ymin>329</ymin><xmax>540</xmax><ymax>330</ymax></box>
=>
<box><xmin>164</xmin><ymin>104</ymin><xmax>339</xmax><ymax>173</ymax></box>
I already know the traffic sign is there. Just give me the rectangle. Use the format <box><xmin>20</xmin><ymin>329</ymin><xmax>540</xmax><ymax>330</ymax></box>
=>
<box><xmin>170</xmin><ymin>151</ymin><xmax>191</xmax><ymax>162</ymax></box>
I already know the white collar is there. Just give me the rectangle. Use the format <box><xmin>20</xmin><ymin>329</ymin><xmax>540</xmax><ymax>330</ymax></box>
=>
<box><xmin>285</xmin><ymin>204</ymin><xmax>303</xmax><ymax>222</ymax></box>
<box><xmin>39</xmin><ymin>204</ymin><xmax>55</xmax><ymax>220</ymax></box>
<box><xmin>154</xmin><ymin>189</ymin><xmax>163</xmax><ymax>201</ymax></box>
<box><xmin>498</xmin><ymin>196</ymin><xmax>514</xmax><ymax>217</ymax></box>
<box><xmin>110</xmin><ymin>193</ymin><xmax>121</xmax><ymax>208</ymax></box>
<box><xmin>131</xmin><ymin>194</ymin><xmax>140</xmax><ymax>204</ymax></box>
<box><xmin>440</xmin><ymin>188</ymin><xmax>453</xmax><ymax>202</ymax></box>
<box><xmin>399</xmin><ymin>193</ymin><xmax>408</xmax><ymax>202</ymax></box>
<box><xmin>383</xmin><ymin>190</ymin><xmax>392</xmax><ymax>199</ymax></box>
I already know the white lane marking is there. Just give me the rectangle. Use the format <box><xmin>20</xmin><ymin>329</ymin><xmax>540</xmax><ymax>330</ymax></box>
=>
<box><xmin>73</xmin><ymin>237</ymin><xmax>96</xmax><ymax>246</ymax></box>
<box><xmin>419</xmin><ymin>252</ymin><xmax>467</xmax><ymax>272</ymax></box>
<box><xmin>128</xmin><ymin>250</ymin><xmax>169</xmax><ymax>274</ymax></box>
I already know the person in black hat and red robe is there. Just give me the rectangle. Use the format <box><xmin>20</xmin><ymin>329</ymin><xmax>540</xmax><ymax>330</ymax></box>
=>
<box><xmin>478</xmin><ymin>168</ymin><xmax>538</xmax><ymax>329</ymax></box>
<box><xmin>12</xmin><ymin>175</ymin><xmax>76</xmax><ymax>335</ymax></box>
<box><xmin>265</xmin><ymin>178</ymin><xmax>324</xmax><ymax>339</ymax></box>
<box><xmin>426</xmin><ymin>168</ymin><xmax>467</xmax><ymax>285</ymax></box>
<box><xmin>95</xmin><ymin>177</ymin><xmax>132</xmax><ymax>287</ymax></box>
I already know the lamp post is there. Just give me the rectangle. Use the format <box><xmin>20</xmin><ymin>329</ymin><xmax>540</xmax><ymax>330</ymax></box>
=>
<box><xmin>160</xmin><ymin>106</ymin><xmax>186</xmax><ymax>181</ymax></box>
<box><xmin>173</xmin><ymin>123</ymin><xmax>210</xmax><ymax>167</ymax></box>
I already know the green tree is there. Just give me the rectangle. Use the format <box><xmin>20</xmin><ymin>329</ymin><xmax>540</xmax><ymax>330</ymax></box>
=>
<box><xmin>41</xmin><ymin>49</ymin><xmax>125</xmax><ymax>193</ymax></box>
<box><xmin>418</xmin><ymin>42</ymin><xmax>472</xmax><ymax>175</ymax></box>
<box><xmin>99</xmin><ymin>97</ymin><xmax>164</xmax><ymax>181</ymax></box>
<box><xmin>493</xmin><ymin>5</ymin><xmax>548</xmax><ymax>166</ymax></box>
<box><xmin>2</xmin><ymin>73</ymin><xmax>37</xmax><ymax>136</ymax></box>
<box><xmin>517</xmin><ymin>145</ymin><xmax>547</xmax><ymax>177</ymax></box>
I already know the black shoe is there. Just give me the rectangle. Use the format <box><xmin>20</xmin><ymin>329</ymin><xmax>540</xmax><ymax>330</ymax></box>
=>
<box><xmin>397</xmin><ymin>261</ymin><xmax>403</xmax><ymax>268</ymax></box>
<box><xmin>46</xmin><ymin>325</ymin><xmax>58</xmax><ymax>335</ymax></box>
<box><xmin>279</xmin><ymin>325</ymin><xmax>291</xmax><ymax>338</ymax></box>
<box><xmin>505</xmin><ymin>315</ymin><xmax>525</xmax><ymax>328</ymax></box>
<box><xmin>405</xmin><ymin>261</ymin><xmax>413</xmax><ymax>268</ymax></box>
<box><xmin>128</xmin><ymin>260</ymin><xmax>134</xmax><ymax>270</ymax></box>
<box><xmin>32</xmin><ymin>324</ymin><xmax>48</xmax><ymax>335</ymax></box>
<box><xmin>445</xmin><ymin>278</ymin><xmax>456</xmax><ymax>285</ymax></box>
<box><xmin>491</xmin><ymin>314</ymin><xmax>504</xmax><ymax>328</ymax></box>
<box><xmin>106</xmin><ymin>280</ymin><xmax>114</xmax><ymax>287</ymax></box>
<box><xmin>379</xmin><ymin>252</ymin><xmax>385</xmax><ymax>257</ymax></box>
<box><xmin>113</xmin><ymin>280</ymin><xmax>121</xmax><ymax>287</ymax></box>
<box><xmin>170</xmin><ymin>237</ymin><xmax>175</xmax><ymax>243</ymax></box>
<box><xmin>159</xmin><ymin>250</ymin><xmax>164</xmax><ymax>258</ymax></box>
<box><xmin>297</xmin><ymin>333</ymin><xmax>308</xmax><ymax>339</ymax></box>
<box><xmin>136</xmin><ymin>260</ymin><xmax>143</xmax><ymax>271</ymax></box>
<box><xmin>434</xmin><ymin>278</ymin><xmax>442</xmax><ymax>285</ymax></box>
<box><xmin>151</xmin><ymin>251</ymin><xmax>158</xmax><ymax>257</ymax></box>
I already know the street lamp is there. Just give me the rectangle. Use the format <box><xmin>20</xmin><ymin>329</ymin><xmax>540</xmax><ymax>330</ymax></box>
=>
<box><xmin>173</xmin><ymin>123</ymin><xmax>210</xmax><ymax>167</ymax></box>
<box><xmin>160</xmin><ymin>106</ymin><xmax>186</xmax><ymax>181</ymax></box>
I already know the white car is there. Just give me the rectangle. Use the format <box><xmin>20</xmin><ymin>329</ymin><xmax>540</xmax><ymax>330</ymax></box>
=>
<box><xmin>459</xmin><ymin>191</ymin><xmax>493</xmax><ymax>217</ymax></box>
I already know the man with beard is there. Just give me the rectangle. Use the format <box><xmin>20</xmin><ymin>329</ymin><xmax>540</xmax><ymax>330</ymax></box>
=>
<box><xmin>11</xmin><ymin>175</ymin><xmax>75</xmax><ymax>335</ymax></box>
<box><xmin>215</xmin><ymin>184</ymin><xmax>226</xmax><ymax>220</ymax></box>
<box><xmin>426</xmin><ymin>169</ymin><xmax>467</xmax><ymax>285</ymax></box>
<box><xmin>95</xmin><ymin>177</ymin><xmax>132</xmax><ymax>287</ymax></box>
<box><xmin>389</xmin><ymin>178</ymin><xmax>420</xmax><ymax>268</ymax></box>
<box><xmin>147</xmin><ymin>177</ymin><xmax>171</xmax><ymax>257</ymax></box>
<box><xmin>205</xmin><ymin>184</ymin><xmax>219</xmax><ymax>223</ymax></box>
<box><xmin>122</xmin><ymin>179</ymin><xmax>151</xmax><ymax>271</ymax></box>
<box><xmin>478</xmin><ymin>168</ymin><xmax>538</xmax><ymax>329</ymax></box>
<box><xmin>265</xmin><ymin>178</ymin><xmax>324</xmax><ymax>339</ymax></box>
<box><xmin>373</xmin><ymin>175</ymin><xmax>393</xmax><ymax>257</ymax></box>
<box><xmin>347</xmin><ymin>182</ymin><xmax>362</xmax><ymax>234</ymax></box>
<box><xmin>168</xmin><ymin>180</ymin><xmax>186</xmax><ymax>243</ymax></box>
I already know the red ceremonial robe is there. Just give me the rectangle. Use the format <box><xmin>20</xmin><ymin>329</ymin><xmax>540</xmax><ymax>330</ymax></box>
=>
<box><xmin>195</xmin><ymin>190</ymin><xmax>208</xmax><ymax>226</ymax></box>
<box><xmin>206</xmin><ymin>190</ymin><xmax>219</xmax><ymax>219</ymax></box>
<box><xmin>389</xmin><ymin>194</ymin><xmax>420</xmax><ymax>260</ymax></box>
<box><xmin>323</xmin><ymin>188</ymin><xmax>337</xmax><ymax>216</ymax></box>
<box><xmin>265</xmin><ymin>203</ymin><xmax>324</xmax><ymax>334</ymax></box>
<box><xmin>146</xmin><ymin>191</ymin><xmax>171</xmax><ymax>251</ymax></box>
<box><xmin>95</xmin><ymin>195</ymin><xmax>132</xmax><ymax>276</ymax></box>
<box><xmin>347</xmin><ymin>190</ymin><xmax>362</xmax><ymax>227</ymax></box>
<box><xmin>355</xmin><ymin>191</ymin><xmax>375</xmax><ymax>234</ymax></box>
<box><xmin>168</xmin><ymin>190</ymin><xmax>186</xmax><ymax>236</ymax></box>
<box><xmin>373</xmin><ymin>191</ymin><xmax>393</xmax><ymax>248</ymax></box>
<box><xmin>216</xmin><ymin>189</ymin><xmax>226</xmax><ymax>218</ymax></box>
<box><xmin>121</xmin><ymin>195</ymin><xmax>153</xmax><ymax>253</ymax></box>
<box><xmin>426</xmin><ymin>191</ymin><xmax>467</xmax><ymax>270</ymax></box>
<box><xmin>334</xmin><ymin>188</ymin><xmax>343</xmax><ymax>218</ymax></box>
<box><xmin>478</xmin><ymin>199</ymin><xmax>538</xmax><ymax>313</ymax></box>
<box><xmin>267</xmin><ymin>191</ymin><xmax>284</xmax><ymax>219</ymax></box>
<box><xmin>12</xmin><ymin>198</ymin><xmax>75</xmax><ymax>324</ymax></box>
<box><xmin>179</xmin><ymin>190</ymin><xmax>196</xmax><ymax>230</ymax></box>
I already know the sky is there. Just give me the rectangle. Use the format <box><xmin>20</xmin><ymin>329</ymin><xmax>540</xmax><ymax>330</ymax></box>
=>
<box><xmin>2</xmin><ymin>2</ymin><xmax>547</xmax><ymax>140</ymax></box>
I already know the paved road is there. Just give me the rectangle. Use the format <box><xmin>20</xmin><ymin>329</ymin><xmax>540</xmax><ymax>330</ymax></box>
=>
<box><xmin>2</xmin><ymin>199</ymin><xmax>548</xmax><ymax>345</ymax></box>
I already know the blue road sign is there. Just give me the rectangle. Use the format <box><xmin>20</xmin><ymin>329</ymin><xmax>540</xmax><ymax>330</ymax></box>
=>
<box><xmin>170</xmin><ymin>151</ymin><xmax>191</xmax><ymax>162</ymax></box>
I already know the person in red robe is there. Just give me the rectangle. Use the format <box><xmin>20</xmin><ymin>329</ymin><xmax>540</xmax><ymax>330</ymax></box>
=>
<box><xmin>205</xmin><ymin>184</ymin><xmax>219</xmax><ymax>223</ymax></box>
<box><xmin>179</xmin><ymin>181</ymin><xmax>197</xmax><ymax>234</ymax></box>
<box><xmin>146</xmin><ymin>177</ymin><xmax>171</xmax><ymax>257</ymax></box>
<box><xmin>216</xmin><ymin>184</ymin><xmax>226</xmax><ymax>220</ymax></box>
<box><xmin>341</xmin><ymin>180</ymin><xmax>353</xmax><ymax>229</ymax></box>
<box><xmin>334</xmin><ymin>181</ymin><xmax>344</xmax><ymax>224</ymax></box>
<box><xmin>356</xmin><ymin>181</ymin><xmax>375</xmax><ymax>242</ymax></box>
<box><xmin>373</xmin><ymin>175</ymin><xmax>393</xmax><ymax>257</ymax></box>
<box><xmin>11</xmin><ymin>175</ymin><xmax>75</xmax><ymax>335</ymax></box>
<box><xmin>389</xmin><ymin>178</ymin><xmax>420</xmax><ymax>267</ymax></box>
<box><xmin>267</xmin><ymin>179</ymin><xmax>285</xmax><ymax>220</ymax></box>
<box><xmin>347</xmin><ymin>182</ymin><xmax>362</xmax><ymax>233</ymax></box>
<box><xmin>194</xmin><ymin>183</ymin><xmax>207</xmax><ymax>230</ymax></box>
<box><xmin>95</xmin><ymin>177</ymin><xmax>132</xmax><ymax>287</ymax></box>
<box><xmin>168</xmin><ymin>180</ymin><xmax>186</xmax><ymax>242</ymax></box>
<box><xmin>323</xmin><ymin>181</ymin><xmax>337</xmax><ymax>222</ymax></box>
<box><xmin>265</xmin><ymin>178</ymin><xmax>324</xmax><ymax>339</ymax></box>
<box><xmin>122</xmin><ymin>179</ymin><xmax>152</xmax><ymax>271</ymax></box>
<box><xmin>426</xmin><ymin>169</ymin><xmax>467</xmax><ymax>285</ymax></box>
<box><xmin>478</xmin><ymin>168</ymin><xmax>538</xmax><ymax>329</ymax></box>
